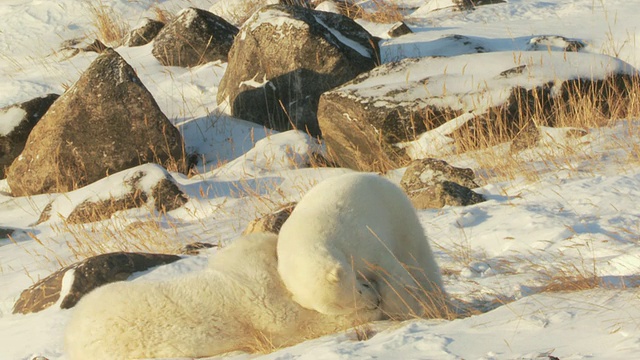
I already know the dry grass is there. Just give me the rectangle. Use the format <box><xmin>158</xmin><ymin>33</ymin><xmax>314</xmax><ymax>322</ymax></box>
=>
<box><xmin>52</xmin><ymin>214</ymin><xmax>189</xmax><ymax>262</ymax></box>
<box><xmin>438</xmin><ymin>74</ymin><xmax>640</xmax><ymax>184</ymax></box>
<box><xmin>339</xmin><ymin>0</ymin><xmax>405</xmax><ymax>23</ymax></box>
<box><xmin>151</xmin><ymin>5</ymin><xmax>173</xmax><ymax>23</ymax></box>
<box><xmin>87</xmin><ymin>0</ymin><xmax>130</xmax><ymax>46</ymax></box>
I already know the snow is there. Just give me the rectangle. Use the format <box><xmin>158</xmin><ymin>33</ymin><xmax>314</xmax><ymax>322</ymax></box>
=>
<box><xmin>0</xmin><ymin>107</ymin><xmax>26</xmax><ymax>136</ymax></box>
<box><xmin>1</xmin><ymin>0</ymin><xmax>640</xmax><ymax>360</ymax></box>
<box><xmin>313</xmin><ymin>15</ymin><xmax>373</xmax><ymax>58</ymax></box>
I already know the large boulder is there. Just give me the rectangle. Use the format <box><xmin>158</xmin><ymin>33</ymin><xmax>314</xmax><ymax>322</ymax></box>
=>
<box><xmin>317</xmin><ymin>51</ymin><xmax>637</xmax><ymax>172</ymax></box>
<box><xmin>0</xmin><ymin>94</ymin><xmax>59</xmax><ymax>178</ymax></box>
<box><xmin>6</xmin><ymin>49</ymin><xmax>184</xmax><ymax>196</ymax></box>
<box><xmin>13</xmin><ymin>252</ymin><xmax>181</xmax><ymax>314</ymax></box>
<box><xmin>152</xmin><ymin>7</ymin><xmax>238</xmax><ymax>67</ymax></box>
<box><xmin>217</xmin><ymin>4</ymin><xmax>379</xmax><ymax>137</ymax></box>
<box><xmin>36</xmin><ymin>164</ymin><xmax>188</xmax><ymax>225</ymax></box>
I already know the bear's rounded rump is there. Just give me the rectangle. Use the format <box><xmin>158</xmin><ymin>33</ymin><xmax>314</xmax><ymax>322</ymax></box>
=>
<box><xmin>277</xmin><ymin>172</ymin><xmax>447</xmax><ymax>319</ymax></box>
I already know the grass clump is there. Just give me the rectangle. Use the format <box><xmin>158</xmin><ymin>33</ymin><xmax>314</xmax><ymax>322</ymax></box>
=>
<box><xmin>87</xmin><ymin>0</ymin><xmax>130</xmax><ymax>46</ymax></box>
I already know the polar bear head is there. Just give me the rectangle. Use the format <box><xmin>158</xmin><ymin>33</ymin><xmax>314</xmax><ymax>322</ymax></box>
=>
<box><xmin>284</xmin><ymin>259</ymin><xmax>382</xmax><ymax>316</ymax></box>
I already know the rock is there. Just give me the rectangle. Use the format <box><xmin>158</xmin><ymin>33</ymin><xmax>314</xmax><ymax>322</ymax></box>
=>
<box><xmin>36</xmin><ymin>164</ymin><xmax>188</xmax><ymax>225</ymax></box>
<box><xmin>210</xmin><ymin>0</ymin><xmax>313</xmax><ymax>25</ymax></box>
<box><xmin>509</xmin><ymin>120</ymin><xmax>541</xmax><ymax>152</ymax></box>
<box><xmin>527</xmin><ymin>35</ymin><xmax>585</xmax><ymax>52</ymax></box>
<box><xmin>314</xmin><ymin>0</ymin><xmax>344</xmax><ymax>14</ymax></box>
<box><xmin>217</xmin><ymin>4</ymin><xmax>379</xmax><ymax>137</ymax></box>
<box><xmin>124</xmin><ymin>18</ymin><xmax>165</xmax><ymax>47</ymax></box>
<box><xmin>152</xmin><ymin>8</ymin><xmax>238</xmax><ymax>67</ymax></box>
<box><xmin>401</xmin><ymin>158</ymin><xmax>478</xmax><ymax>190</ymax></box>
<box><xmin>6</xmin><ymin>49</ymin><xmax>184</xmax><ymax>196</ymax></box>
<box><xmin>387</xmin><ymin>21</ymin><xmax>412</xmax><ymax>38</ymax></box>
<box><xmin>400</xmin><ymin>158</ymin><xmax>485</xmax><ymax>209</ymax></box>
<box><xmin>12</xmin><ymin>252</ymin><xmax>181</xmax><ymax>314</ymax></box>
<box><xmin>0</xmin><ymin>94</ymin><xmax>59</xmax><ymax>178</ymax></box>
<box><xmin>180</xmin><ymin>242</ymin><xmax>217</xmax><ymax>255</ymax></box>
<box><xmin>510</xmin><ymin>124</ymin><xmax>589</xmax><ymax>153</ymax></box>
<box><xmin>243</xmin><ymin>203</ymin><xmax>296</xmax><ymax>235</ymax></box>
<box><xmin>58</xmin><ymin>38</ymin><xmax>108</xmax><ymax>59</ymax></box>
<box><xmin>454</xmin><ymin>0</ymin><xmax>506</xmax><ymax>11</ymax></box>
<box><xmin>0</xmin><ymin>227</ymin><xmax>14</xmax><ymax>238</ymax></box>
<box><xmin>409</xmin><ymin>181</ymin><xmax>486</xmax><ymax>209</ymax></box>
<box><xmin>317</xmin><ymin>51</ymin><xmax>637</xmax><ymax>172</ymax></box>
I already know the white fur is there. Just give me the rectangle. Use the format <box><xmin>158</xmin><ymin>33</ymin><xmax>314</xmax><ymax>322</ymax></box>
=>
<box><xmin>277</xmin><ymin>172</ymin><xmax>446</xmax><ymax>319</ymax></box>
<box><xmin>65</xmin><ymin>233</ymin><xmax>382</xmax><ymax>360</ymax></box>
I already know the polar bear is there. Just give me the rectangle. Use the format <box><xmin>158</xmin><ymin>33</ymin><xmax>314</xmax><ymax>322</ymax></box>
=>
<box><xmin>65</xmin><ymin>232</ymin><xmax>382</xmax><ymax>360</ymax></box>
<box><xmin>277</xmin><ymin>172</ymin><xmax>447</xmax><ymax>320</ymax></box>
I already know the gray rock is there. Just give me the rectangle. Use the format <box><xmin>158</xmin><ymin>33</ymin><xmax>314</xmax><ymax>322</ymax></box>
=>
<box><xmin>243</xmin><ymin>203</ymin><xmax>296</xmax><ymax>235</ymax></box>
<box><xmin>409</xmin><ymin>181</ymin><xmax>486</xmax><ymax>209</ymax></box>
<box><xmin>124</xmin><ymin>19</ymin><xmax>165</xmax><ymax>47</ymax></box>
<box><xmin>6</xmin><ymin>49</ymin><xmax>184</xmax><ymax>196</ymax></box>
<box><xmin>401</xmin><ymin>158</ymin><xmax>485</xmax><ymax>209</ymax></box>
<box><xmin>152</xmin><ymin>7</ymin><xmax>238</xmax><ymax>67</ymax></box>
<box><xmin>217</xmin><ymin>4</ymin><xmax>379</xmax><ymax>137</ymax></box>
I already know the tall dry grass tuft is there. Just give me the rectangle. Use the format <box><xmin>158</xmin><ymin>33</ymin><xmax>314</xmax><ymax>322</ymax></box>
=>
<box><xmin>442</xmin><ymin>73</ymin><xmax>640</xmax><ymax>183</ymax></box>
<box><xmin>339</xmin><ymin>0</ymin><xmax>405</xmax><ymax>23</ymax></box>
<box><xmin>87</xmin><ymin>0</ymin><xmax>130</xmax><ymax>46</ymax></box>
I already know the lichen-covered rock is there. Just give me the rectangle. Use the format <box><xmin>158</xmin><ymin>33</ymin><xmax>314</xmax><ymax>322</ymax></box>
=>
<box><xmin>6</xmin><ymin>49</ymin><xmax>184</xmax><ymax>196</ymax></box>
<box><xmin>152</xmin><ymin>8</ymin><xmax>238</xmax><ymax>67</ymax></box>
<box><xmin>401</xmin><ymin>158</ymin><xmax>478</xmax><ymax>191</ymax></box>
<box><xmin>408</xmin><ymin>181</ymin><xmax>486</xmax><ymax>209</ymax></box>
<box><xmin>217</xmin><ymin>4</ymin><xmax>379</xmax><ymax>136</ymax></box>
<box><xmin>243</xmin><ymin>203</ymin><xmax>296</xmax><ymax>235</ymax></box>
<box><xmin>401</xmin><ymin>158</ymin><xmax>485</xmax><ymax>209</ymax></box>
<box><xmin>124</xmin><ymin>18</ymin><xmax>165</xmax><ymax>47</ymax></box>
<box><xmin>12</xmin><ymin>252</ymin><xmax>181</xmax><ymax>314</ymax></box>
<box><xmin>0</xmin><ymin>94</ymin><xmax>59</xmax><ymax>178</ymax></box>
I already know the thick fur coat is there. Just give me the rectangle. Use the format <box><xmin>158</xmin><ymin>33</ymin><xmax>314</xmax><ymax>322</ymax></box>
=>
<box><xmin>65</xmin><ymin>233</ymin><xmax>382</xmax><ymax>360</ymax></box>
<box><xmin>277</xmin><ymin>172</ymin><xmax>447</xmax><ymax>319</ymax></box>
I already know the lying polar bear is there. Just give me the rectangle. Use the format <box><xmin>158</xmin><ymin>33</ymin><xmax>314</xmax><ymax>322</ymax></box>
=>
<box><xmin>65</xmin><ymin>232</ymin><xmax>382</xmax><ymax>360</ymax></box>
<box><xmin>277</xmin><ymin>172</ymin><xmax>447</xmax><ymax>320</ymax></box>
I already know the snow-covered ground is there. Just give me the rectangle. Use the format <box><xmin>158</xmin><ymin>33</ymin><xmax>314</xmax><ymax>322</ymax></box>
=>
<box><xmin>1</xmin><ymin>0</ymin><xmax>640</xmax><ymax>359</ymax></box>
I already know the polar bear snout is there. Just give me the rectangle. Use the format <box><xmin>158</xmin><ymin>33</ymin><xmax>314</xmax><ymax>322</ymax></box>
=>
<box><xmin>358</xmin><ymin>281</ymin><xmax>381</xmax><ymax>307</ymax></box>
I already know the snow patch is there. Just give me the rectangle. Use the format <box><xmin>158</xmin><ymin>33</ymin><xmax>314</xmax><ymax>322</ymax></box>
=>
<box><xmin>313</xmin><ymin>15</ymin><xmax>372</xmax><ymax>58</ymax></box>
<box><xmin>0</xmin><ymin>107</ymin><xmax>26</xmax><ymax>136</ymax></box>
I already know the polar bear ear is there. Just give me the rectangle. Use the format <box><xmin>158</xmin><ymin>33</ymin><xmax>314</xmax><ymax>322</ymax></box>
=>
<box><xmin>326</xmin><ymin>265</ymin><xmax>344</xmax><ymax>284</ymax></box>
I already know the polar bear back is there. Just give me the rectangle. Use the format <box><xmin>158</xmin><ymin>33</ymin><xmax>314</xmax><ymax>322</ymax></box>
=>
<box><xmin>277</xmin><ymin>172</ymin><xmax>445</xmax><ymax>318</ymax></box>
